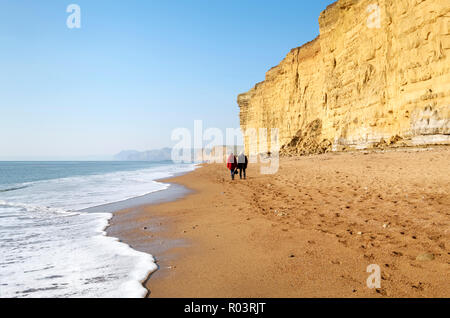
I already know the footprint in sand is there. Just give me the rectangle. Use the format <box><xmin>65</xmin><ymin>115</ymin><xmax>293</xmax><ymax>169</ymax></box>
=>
<box><xmin>392</xmin><ymin>251</ymin><xmax>403</xmax><ymax>257</ymax></box>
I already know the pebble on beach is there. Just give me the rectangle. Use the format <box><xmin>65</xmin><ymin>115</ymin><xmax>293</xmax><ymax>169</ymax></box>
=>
<box><xmin>416</xmin><ymin>253</ymin><xmax>435</xmax><ymax>261</ymax></box>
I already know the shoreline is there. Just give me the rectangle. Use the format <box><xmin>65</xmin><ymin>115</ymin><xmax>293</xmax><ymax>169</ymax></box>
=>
<box><xmin>109</xmin><ymin>147</ymin><xmax>449</xmax><ymax>298</ymax></box>
<box><xmin>107</xmin><ymin>173</ymin><xmax>202</xmax><ymax>297</ymax></box>
<box><xmin>85</xmin><ymin>169</ymin><xmax>196</xmax><ymax>214</ymax></box>
<box><xmin>106</xmin><ymin>169</ymin><xmax>200</xmax><ymax>296</ymax></box>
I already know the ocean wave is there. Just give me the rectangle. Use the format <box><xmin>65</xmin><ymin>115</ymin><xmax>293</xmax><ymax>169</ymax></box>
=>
<box><xmin>0</xmin><ymin>185</ymin><xmax>29</xmax><ymax>193</ymax></box>
<box><xmin>0</xmin><ymin>200</ymin><xmax>77</xmax><ymax>216</ymax></box>
<box><xmin>0</xmin><ymin>210</ymin><xmax>157</xmax><ymax>298</ymax></box>
<box><xmin>0</xmin><ymin>162</ymin><xmax>196</xmax><ymax>297</ymax></box>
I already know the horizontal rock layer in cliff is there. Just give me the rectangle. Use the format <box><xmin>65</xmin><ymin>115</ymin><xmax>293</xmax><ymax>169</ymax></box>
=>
<box><xmin>238</xmin><ymin>0</ymin><xmax>450</xmax><ymax>156</ymax></box>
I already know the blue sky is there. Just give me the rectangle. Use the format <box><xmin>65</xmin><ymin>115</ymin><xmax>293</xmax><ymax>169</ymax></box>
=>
<box><xmin>0</xmin><ymin>0</ymin><xmax>335</xmax><ymax>160</ymax></box>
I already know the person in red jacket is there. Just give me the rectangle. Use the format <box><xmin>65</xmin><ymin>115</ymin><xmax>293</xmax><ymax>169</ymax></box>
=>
<box><xmin>227</xmin><ymin>153</ymin><xmax>238</xmax><ymax>180</ymax></box>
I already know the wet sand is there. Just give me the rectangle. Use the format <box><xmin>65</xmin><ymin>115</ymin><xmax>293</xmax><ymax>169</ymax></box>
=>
<box><xmin>109</xmin><ymin>147</ymin><xmax>449</xmax><ymax>298</ymax></box>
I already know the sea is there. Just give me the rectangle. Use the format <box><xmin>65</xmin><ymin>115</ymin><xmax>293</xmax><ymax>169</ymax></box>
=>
<box><xmin>0</xmin><ymin>161</ymin><xmax>196</xmax><ymax>298</ymax></box>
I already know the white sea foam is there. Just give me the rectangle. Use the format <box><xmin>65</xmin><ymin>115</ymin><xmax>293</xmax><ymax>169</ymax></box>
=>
<box><xmin>0</xmin><ymin>163</ymin><xmax>196</xmax><ymax>298</ymax></box>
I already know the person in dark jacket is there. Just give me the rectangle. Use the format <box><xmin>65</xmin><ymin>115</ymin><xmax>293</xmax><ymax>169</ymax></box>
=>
<box><xmin>237</xmin><ymin>151</ymin><xmax>248</xmax><ymax>180</ymax></box>
<box><xmin>226</xmin><ymin>153</ymin><xmax>238</xmax><ymax>180</ymax></box>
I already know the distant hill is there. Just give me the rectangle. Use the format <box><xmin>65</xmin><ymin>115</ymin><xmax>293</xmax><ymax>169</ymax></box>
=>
<box><xmin>114</xmin><ymin>148</ymin><xmax>172</xmax><ymax>162</ymax></box>
<box><xmin>114</xmin><ymin>146</ymin><xmax>245</xmax><ymax>163</ymax></box>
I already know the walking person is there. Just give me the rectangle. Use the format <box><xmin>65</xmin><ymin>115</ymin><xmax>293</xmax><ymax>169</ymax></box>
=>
<box><xmin>237</xmin><ymin>151</ymin><xmax>248</xmax><ymax>180</ymax></box>
<box><xmin>226</xmin><ymin>153</ymin><xmax>238</xmax><ymax>180</ymax></box>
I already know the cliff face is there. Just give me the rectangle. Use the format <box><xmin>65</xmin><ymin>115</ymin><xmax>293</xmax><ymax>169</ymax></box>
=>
<box><xmin>238</xmin><ymin>0</ymin><xmax>450</xmax><ymax>155</ymax></box>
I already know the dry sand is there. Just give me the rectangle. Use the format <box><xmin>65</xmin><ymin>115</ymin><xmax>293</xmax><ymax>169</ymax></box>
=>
<box><xmin>108</xmin><ymin>147</ymin><xmax>449</xmax><ymax>298</ymax></box>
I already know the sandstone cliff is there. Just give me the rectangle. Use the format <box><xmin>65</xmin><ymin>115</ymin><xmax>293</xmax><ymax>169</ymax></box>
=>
<box><xmin>238</xmin><ymin>0</ymin><xmax>450</xmax><ymax>156</ymax></box>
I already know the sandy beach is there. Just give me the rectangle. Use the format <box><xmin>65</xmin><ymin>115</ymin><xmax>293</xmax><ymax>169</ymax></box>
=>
<box><xmin>108</xmin><ymin>147</ymin><xmax>449</xmax><ymax>298</ymax></box>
